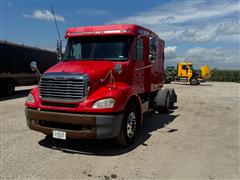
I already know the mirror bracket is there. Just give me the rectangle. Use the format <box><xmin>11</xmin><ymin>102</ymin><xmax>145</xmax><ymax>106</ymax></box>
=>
<box><xmin>115</xmin><ymin>64</ymin><xmax>122</xmax><ymax>75</ymax></box>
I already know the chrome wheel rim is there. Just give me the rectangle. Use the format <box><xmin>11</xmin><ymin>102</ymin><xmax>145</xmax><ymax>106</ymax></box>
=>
<box><xmin>127</xmin><ymin>112</ymin><xmax>137</xmax><ymax>138</ymax></box>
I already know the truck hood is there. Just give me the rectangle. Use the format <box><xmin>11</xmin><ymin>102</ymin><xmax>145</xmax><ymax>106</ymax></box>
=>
<box><xmin>201</xmin><ymin>65</ymin><xmax>211</xmax><ymax>79</ymax></box>
<box><xmin>45</xmin><ymin>60</ymin><xmax>116</xmax><ymax>81</ymax></box>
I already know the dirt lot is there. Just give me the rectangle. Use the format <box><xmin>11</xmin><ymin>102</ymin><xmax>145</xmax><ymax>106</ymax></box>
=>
<box><xmin>0</xmin><ymin>82</ymin><xmax>239</xmax><ymax>179</ymax></box>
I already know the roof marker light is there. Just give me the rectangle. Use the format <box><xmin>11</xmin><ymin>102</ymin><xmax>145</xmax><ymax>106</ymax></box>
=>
<box><xmin>103</xmin><ymin>30</ymin><xmax>121</xmax><ymax>34</ymax></box>
<box><xmin>68</xmin><ymin>29</ymin><xmax>131</xmax><ymax>36</ymax></box>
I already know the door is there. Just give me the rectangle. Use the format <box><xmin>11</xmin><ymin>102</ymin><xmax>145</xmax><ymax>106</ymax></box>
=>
<box><xmin>180</xmin><ymin>64</ymin><xmax>188</xmax><ymax>77</ymax></box>
<box><xmin>131</xmin><ymin>37</ymin><xmax>145</xmax><ymax>94</ymax></box>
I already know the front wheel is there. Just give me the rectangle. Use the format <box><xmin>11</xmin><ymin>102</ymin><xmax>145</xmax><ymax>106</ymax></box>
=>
<box><xmin>190</xmin><ymin>77</ymin><xmax>199</xmax><ymax>85</ymax></box>
<box><xmin>115</xmin><ymin>103</ymin><xmax>139</xmax><ymax>147</ymax></box>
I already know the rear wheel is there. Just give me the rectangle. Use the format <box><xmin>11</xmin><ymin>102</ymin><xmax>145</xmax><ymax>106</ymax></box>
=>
<box><xmin>116</xmin><ymin>103</ymin><xmax>139</xmax><ymax>147</ymax></box>
<box><xmin>165</xmin><ymin>88</ymin><xmax>176</xmax><ymax>109</ymax></box>
<box><xmin>2</xmin><ymin>79</ymin><xmax>15</xmax><ymax>96</ymax></box>
<box><xmin>154</xmin><ymin>89</ymin><xmax>170</xmax><ymax>113</ymax></box>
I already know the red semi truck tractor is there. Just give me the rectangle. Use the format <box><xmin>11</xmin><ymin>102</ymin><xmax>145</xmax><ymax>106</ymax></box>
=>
<box><xmin>25</xmin><ymin>24</ymin><xmax>177</xmax><ymax>146</ymax></box>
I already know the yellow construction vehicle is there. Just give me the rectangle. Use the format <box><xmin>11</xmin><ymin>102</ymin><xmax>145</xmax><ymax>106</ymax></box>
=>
<box><xmin>165</xmin><ymin>62</ymin><xmax>211</xmax><ymax>85</ymax></box>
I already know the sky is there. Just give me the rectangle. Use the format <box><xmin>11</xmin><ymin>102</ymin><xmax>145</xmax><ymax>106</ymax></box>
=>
<box><xmin>0</xmin><ymin>0</ymin><xmax>239</xmax><ymax>69</ymax></box>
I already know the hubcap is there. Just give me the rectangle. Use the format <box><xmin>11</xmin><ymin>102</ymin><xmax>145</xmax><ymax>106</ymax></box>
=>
<box><xmin>127</xmin><ymin>112</ymin><xmax>137</xmax><ymax>138</ymax></box>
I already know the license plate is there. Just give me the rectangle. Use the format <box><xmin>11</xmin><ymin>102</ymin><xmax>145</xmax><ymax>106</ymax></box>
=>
<box><xmin>53</xmin><ymin>130</ymin><xmax>66</xmax><ymax>140</ymax></box>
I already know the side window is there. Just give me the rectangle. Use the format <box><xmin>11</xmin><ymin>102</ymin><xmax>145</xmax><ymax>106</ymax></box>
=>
<box><xmin>136</xmin><ymin>38</ymin><xmax>143</xmax><ymax>61</ymax></box>
<box><xmin>149</xmin><ymin>36</ymin><xmax>157</xmax><ymax>61</ymax></box>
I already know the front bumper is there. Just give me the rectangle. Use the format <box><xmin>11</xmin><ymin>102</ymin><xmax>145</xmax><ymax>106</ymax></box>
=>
<box><xmin>25</xmin><ymin>108</ymin><xmax>123</xmax><ymax>139</ymax></box>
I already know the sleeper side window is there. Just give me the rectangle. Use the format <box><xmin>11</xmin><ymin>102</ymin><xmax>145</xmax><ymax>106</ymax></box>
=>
<box><xmin>149</xmin><ymin>36</ymin><xmax>157</xmax><ymax>62</ymax></box>
<box><xmin>135</xmin><ymin>38</ymin><xmax>144</xmax><ymax>61</ymax></box>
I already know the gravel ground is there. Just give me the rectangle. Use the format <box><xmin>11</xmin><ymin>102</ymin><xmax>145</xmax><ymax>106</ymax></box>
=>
<box><xmin>0</xmin><ymin>82</ymin><xmax>239</xmax><ymax>179</ymax></box>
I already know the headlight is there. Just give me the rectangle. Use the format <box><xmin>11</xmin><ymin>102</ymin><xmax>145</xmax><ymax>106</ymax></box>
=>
<box><xmin>92</xmin><ymin>98</ymin><xmax>115</xmax><ymax>109</ymax></box>
<box><xmin>26</xmin><ymin>93</ymin><xmax>35</xmax><ymax>103</ymax></box>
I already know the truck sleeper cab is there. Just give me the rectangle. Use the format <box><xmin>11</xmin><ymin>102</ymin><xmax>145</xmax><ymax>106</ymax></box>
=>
<box><xmin>25</xmin><ymin>24</ymin><xmax>176</xmax><ymax>146</ymax></box>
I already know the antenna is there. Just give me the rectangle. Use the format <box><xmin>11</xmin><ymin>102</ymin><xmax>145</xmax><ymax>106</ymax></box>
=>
<box><xmin>51</xmin><ymin>6</ymin><xmax>61</xmax><ymax>40</ymax></box>
<box><xmin>51</xmin><ymin>6</ymin><xmax>62</xmax><ymax>60</ymax></box>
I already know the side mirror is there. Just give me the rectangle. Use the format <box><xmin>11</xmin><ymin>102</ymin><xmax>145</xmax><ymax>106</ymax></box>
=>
<box><xmin>30</xmin><ymin>61</ymin><xmax>37</xmax><ymax>71</ymax></box>
<box><xmin>148</xmin><ymin>54</ymin><xmax>155</xmax><ymax>63</ymax></box>
<box><xmin>115</xmin><ymin>64</ymin><xmax>122</xmax><ymax>74</ymax></box>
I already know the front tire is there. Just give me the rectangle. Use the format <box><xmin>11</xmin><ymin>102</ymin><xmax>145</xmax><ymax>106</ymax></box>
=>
<box><xmin>115</xmin><ymin>103</ymin><xmax>139</xmax><ymax>147</ymax></box>
<box><xmin>190</xmin><ymin>77</ymin><xmax>199</xmax><ymax>85</ymax></box>
<box><xmin>2</xmin><ymin>79</ymin><xmax>15</xmax><ymax>96</ymax></box>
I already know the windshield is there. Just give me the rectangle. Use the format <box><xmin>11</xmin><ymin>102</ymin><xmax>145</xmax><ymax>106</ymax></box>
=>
<box><xmin>63</xmin><ymin>36</ymin><xmax>133</xmax><ymax>61</ymax></box>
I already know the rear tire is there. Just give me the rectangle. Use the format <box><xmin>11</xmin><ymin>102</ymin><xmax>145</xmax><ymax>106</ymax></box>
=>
<box><xmin>154</xmin><ymin>89</ymin><xmax>170</xmax><ymax>113</ymax></box>
<box><xmin>115</xmin><ymin>103</ymin><xmax>139</xmax><ymax>147</ymax></box>
<box><xmin>165</xmin><ymin>88</ymin><xmax>176</xmax><ymax>109</ymax></box>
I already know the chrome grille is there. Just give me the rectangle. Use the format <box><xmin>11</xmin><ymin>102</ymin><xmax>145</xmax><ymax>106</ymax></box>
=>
<box><xmin>39</xmin><ymin>72</ymin><xmax>88</xmax><ymax>102</ymax></box>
